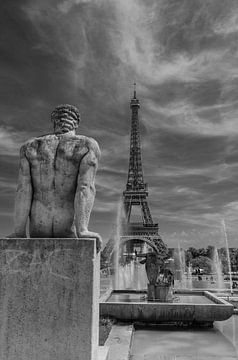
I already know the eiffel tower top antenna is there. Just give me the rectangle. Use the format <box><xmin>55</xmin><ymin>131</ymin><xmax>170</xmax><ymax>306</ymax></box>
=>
<box><xmin>133</xmin><ymin>82</ymin><xmax>137</xmax><ymax>98</ymax></box>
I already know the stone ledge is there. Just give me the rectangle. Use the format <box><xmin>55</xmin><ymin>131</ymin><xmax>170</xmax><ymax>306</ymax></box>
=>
<box><xmin>98</xmin><ymin>346</ymin><xmax>109</xmax><ymax>360</ymax></box>
<box><xmin>100</xmin><ymin>286</ymin><xmax>113</xmax><ymax>303</ymax></box>
<box><xmin>104</xmin><ymin>323</ymin><xmax>134</xmax><ymax>360</ymax></box>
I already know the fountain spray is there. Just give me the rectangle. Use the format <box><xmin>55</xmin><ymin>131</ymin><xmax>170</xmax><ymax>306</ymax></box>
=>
<box><xmin>177</xmin><ymin>240</ymin><xmax>185</xmax><ymax>288</ymax></box>
<box><xmin>113</xmin><ymin>199</ymin><xmax>124</xmax><ymax>289</ymax></box>
<box><xmin>212</xmin><ymin>247</ymin><xmax>225</xmax><ymax>291</ymax></box>
<box><xmin>221</xmin><ymin>219</ymin><xmax>233</xmax><ymax>296</ymax></box>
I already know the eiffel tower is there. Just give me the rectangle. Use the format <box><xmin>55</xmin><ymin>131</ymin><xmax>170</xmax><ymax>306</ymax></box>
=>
<box><xmin>121</xmin><ymin>84</ymin><xmax>167</xmax><ymax>256</ymax></box>
<box><xmin>102</xmin><ymin>85</ymin><xmax>167</xmax><ymax>262</ymax></box>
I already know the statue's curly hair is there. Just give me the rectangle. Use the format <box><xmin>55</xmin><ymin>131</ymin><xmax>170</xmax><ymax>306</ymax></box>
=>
<box><xmin>51</xmin><ymin>104</ymin><xmax>81</xmax><ymax>124</ymax></box>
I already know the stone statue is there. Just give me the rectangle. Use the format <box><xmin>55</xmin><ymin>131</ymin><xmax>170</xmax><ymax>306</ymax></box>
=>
<box><xmin>140</xmin><ymin>253</ymin><xmax>163</xmax><ymax>284</ymax></box>
<box><xmin>9</xmin><ymin>104</ymin><xmax>101</xmax><ymax>251</ymax></box>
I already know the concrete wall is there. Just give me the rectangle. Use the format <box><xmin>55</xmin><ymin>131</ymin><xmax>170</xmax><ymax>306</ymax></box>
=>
<box><xmin>0</xmin><ymin>238</ymin><xmax>99</xmax><ymax>360</ymax></box>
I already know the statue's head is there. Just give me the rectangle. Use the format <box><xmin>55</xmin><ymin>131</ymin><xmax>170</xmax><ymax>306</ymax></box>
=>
<box><xmin>51</xmin><ymin>104</ymin><xmax>81</xmax><ymax>134</ymax></box>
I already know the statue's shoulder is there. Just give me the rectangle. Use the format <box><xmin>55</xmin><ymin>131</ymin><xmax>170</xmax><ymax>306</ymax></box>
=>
<box><xmin>20</xmin><ymin>137</ymin><xmax>38</xmax><ymax>154</ymax></box>
<box><xmin>85</xmin><ymin>136</ymin><xmax>101</xmax><ymax>159</ymax></box>
<box><xmin>20</xmin><ymin>134</ymin><xmax>55</xmax><ymax>155</ymax></box>
<box><xmin>22</xmin><ymin>134</ymin><xmax>54</xmax><ymax>146</ymax></box>
<box><xmin>75</xmin><ymin>135</ymin><xmax>101</xmax><ymax>159</ymax></box>
<box><xmin>35</xmin><ymin>134</ymin><xmax>55</xmax><ymax>141</ymax></box>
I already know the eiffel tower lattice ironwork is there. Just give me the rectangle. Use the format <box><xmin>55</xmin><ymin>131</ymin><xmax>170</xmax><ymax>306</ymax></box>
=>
<box><xmin>123</xmin><ymin>84</ymin><xmax>154</xmax><ymax>228</ymax></box>
<box><xmin>102</xmin><ymin>86</ymin><xmax>167</xmax><ymax>262</ymax></box>
<box><xmin>122</xmin><ymin>84</ymin><xmax>167</xmax><ymax>255</ymax></box>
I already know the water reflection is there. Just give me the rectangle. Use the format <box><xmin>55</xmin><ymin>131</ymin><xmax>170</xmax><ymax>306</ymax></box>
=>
<box><xmin>131</xmin><ymin>316</ymin><xmax>238</xmax><ymax>359</ymax></box>
<box><xmin>215</xmin><ymin>316</ymin><xmax>238</xmax><ymax>356</ymax></box>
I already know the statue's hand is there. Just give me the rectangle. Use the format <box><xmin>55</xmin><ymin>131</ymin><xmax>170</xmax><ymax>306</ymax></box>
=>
<box><xmin>78</xmin><ymin>231</ymin><xmax>102</xmax><ymax>252</ymax></box>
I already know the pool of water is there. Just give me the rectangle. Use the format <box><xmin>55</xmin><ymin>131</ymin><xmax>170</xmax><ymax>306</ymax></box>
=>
<box><xmin>130</xmin><ymin>315</ymin><xmax>238</xmax><ymax>359</ymax></box>
<box><xmin>107</xmin><ymin>292</ymin><xmax>214</xmax><ymax>304</ymax></box>
<box><xmin>100</xmin><ymin>276</ymin><xmax>237</xmax><ymax>358</ymax></box>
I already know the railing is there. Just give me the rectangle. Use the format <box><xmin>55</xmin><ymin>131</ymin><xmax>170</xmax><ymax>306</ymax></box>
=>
<box><xmin>125</xmin><ymin>223</ymin><xmax>159</xmax><ymax>235</ymax></box>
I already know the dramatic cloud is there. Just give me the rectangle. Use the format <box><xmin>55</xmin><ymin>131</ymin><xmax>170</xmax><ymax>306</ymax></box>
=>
<box><xmin>1</xmin><ymin>0</ymin><xmax>238</xmax><ymax>248</ymax></box>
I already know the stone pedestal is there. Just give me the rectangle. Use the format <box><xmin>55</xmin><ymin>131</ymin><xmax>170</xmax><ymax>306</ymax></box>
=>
<box><xmin>0</xmin><ymin>238</ymin><xmax>100</xmax><ymax>360</ymax></box>
<box><xmin>147</xmin><ymin>283</ymin><xmax>156</xmax><ymax>301</ymax></box>
<box><xmin>155</xmin><ymin>284</ymin><xmax>172</xmax><ymax>302</ymax></box>
<box><xmin>147</xmin><ymin>284</ymin><xmax>172</xmax><ymax>302</ymax></box>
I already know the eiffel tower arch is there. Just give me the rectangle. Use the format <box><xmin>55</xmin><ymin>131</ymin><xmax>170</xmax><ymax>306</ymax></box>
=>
<box><xmin>102</xmin><ymin>85</ymin><xmax>167</xmax><ymax>263</ymax></box>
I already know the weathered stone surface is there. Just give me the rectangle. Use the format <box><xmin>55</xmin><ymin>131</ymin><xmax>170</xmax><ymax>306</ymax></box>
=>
<box><xmin>0</xmin><ymin>238</ymin><xmax>99</xmax><ymax>360</ymax></box>
<box><xmin>10</xmin><ymin>104</ymin><xmax>101</xmax><ymax>251</ymax></box>
<box><xmin>100</xmin><ymin>290</ymin><xmax>234</xmax><ymax>324</ymax></box>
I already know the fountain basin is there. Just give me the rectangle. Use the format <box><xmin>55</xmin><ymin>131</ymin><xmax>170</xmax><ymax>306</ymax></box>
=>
<box><xmin>100</xmin><ymin>289</ymin><xmax>234</xmax><ymax>325</ymax></box>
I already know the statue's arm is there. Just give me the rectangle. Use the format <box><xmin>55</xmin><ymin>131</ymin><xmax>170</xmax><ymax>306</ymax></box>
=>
<box><xmin>14</xmin><ymin>145</ymin><xmax>33</xmax><ymax>237</ymax></box>
<box><xmin>75</xmin><ymin>140</ymin><xmax>102</xmax><ymax>251</ymax></box>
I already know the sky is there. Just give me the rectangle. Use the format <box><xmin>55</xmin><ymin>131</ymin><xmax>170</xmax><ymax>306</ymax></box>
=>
<box><xmin>1</xmin><ymin>0</ymin><xmax>238</xmax><ymax>249</ymax></box>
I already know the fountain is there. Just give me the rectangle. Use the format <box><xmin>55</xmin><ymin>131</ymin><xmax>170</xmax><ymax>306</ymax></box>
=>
<box><xmin>174</xmin><ymin>243</ymin><xmax>193</xmax><ymax>290</ymax></box>
<box><xmin>177</xmin><ymin>241</ymin><xmax>186</xmax><ymax>288</ymax></box>
<box><xmin>112</xmin><ymin>198</ymin><xmax>173</xmax><ymax>301</ymax></box>
<box><xmin>221</xmin><ymin>219</ymin><xmax>233</xmax><ymax>295</ymax></box>
<box><xmin>112</xmin><ymin>200</ymin><xmax>148</xmax><ymax>291</ymax></box>
<box><xmin>135</xmin><ymin>251</ymin><xmax>174</xmax><ymax>302</ymax></box>
<box><xmin>101</xmin><ymin>238</ymin><xmax>238</xmax><ymax>358</ymax></box>
<box><xmin>116</xmin><ymin>259</ymin><xmax>148</xmax><ymax>290</ymax></box>
<box><xmin>113</xmin><ymin>200</ymin><xmax>124</xmax><ymax>290</ymax></box>
<box><xmin>101</xmin><ymin>237</ymin><xmax>234</xmax><ymax>325</ymax></box>
<box><xmin>101</xmin><ymin>209</ymin><xmax>234</xmax><ymax>326</ymax></box>
<box><xmin>186</xmin><ymin>263</ymin><xmax>193</xmax><ymax>290</ymax></box>
<box><xmin>101</xmin><ymin>210</ymin><xmax>235</xmax><ymax>326</ymax></box>
<box><xmin>212</xmin><ymin>247</ymin><xmax>225</xmax><ymax>290</ymax></box>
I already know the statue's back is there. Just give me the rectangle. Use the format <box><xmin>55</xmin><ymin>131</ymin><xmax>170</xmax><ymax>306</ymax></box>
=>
<box><xmin>24</xmin><ymin>134</ymin><xmax>89</xmax><ymax>237</ymax></box>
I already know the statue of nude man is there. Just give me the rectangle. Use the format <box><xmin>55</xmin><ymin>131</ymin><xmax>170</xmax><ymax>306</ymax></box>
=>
<box><xmin>10</xmin><ymin>104</ymin><xmax>101</xmax><ymax>251</ymax></box>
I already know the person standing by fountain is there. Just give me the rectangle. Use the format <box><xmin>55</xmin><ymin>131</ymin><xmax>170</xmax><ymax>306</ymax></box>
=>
<box><xmin>8</xmin><ymin>104</ymin><xmax>101</xmax><ymax>251</ymax></box>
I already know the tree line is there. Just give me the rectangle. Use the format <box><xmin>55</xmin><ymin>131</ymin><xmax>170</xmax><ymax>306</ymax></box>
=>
<box><xmin>183</xmin><ymin>246</ymin><xmax>238</xmax><ymax>274</ymax></box>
